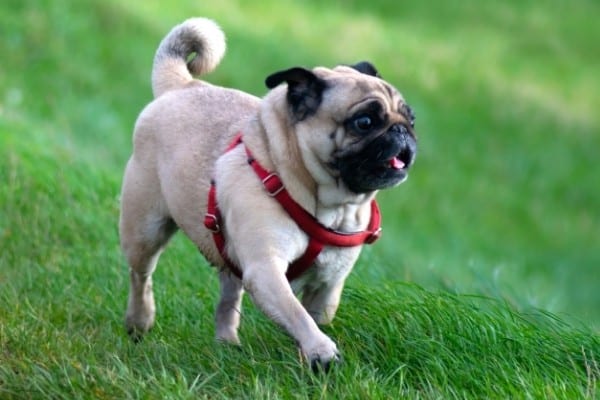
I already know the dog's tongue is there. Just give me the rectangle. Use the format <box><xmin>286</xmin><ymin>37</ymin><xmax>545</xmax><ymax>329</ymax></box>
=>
<box><xmin>389</xmin><ymin>157</ymin><xmax>405</xmax><ymax>170</ymax></box>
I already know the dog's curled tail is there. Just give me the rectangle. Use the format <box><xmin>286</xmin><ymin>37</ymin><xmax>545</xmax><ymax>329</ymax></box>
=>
<box><xmin>151</xmin><ymin>18</ymin><xmax>226</xmax><ymax>98</ymax></box>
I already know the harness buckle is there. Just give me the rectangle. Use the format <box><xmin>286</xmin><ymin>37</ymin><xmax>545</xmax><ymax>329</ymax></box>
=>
<box><xmin>365</xmin><ymin>227</ymin><xmax>382</xmax><ymax>244</ymax></box>
<box><xmin>262</xmin><ymin>173</ymin><xmax>285</xmax><ymax>197</ymax></box>
<box><xmin>204</xmin><ymin>213</ymin><xmax>221</xmax><ymax>233</ymax></box>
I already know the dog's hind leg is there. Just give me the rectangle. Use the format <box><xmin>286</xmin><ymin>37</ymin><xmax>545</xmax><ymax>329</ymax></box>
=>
<box><xmin>120</xmin><ymin>159</ymin><xmax>178</xmax><ymax>341</ymax></box>
<box><xmin>301</xmin><ymin>278</ymin><xmax>346</xmax><ymax>325</ymax></box>
<box><xmin>215</xmin><ymin>270</ymin><xmax>244</xmax><ymax>344</ymax></box>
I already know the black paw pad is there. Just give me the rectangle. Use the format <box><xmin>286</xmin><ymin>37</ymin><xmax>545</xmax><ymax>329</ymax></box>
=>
<box><xmin>310</xmin><ymin>353</ymin><xmax>342</xmax><ymax>374</ymax></box>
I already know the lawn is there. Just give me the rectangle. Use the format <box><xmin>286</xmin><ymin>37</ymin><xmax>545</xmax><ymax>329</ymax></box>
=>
<box><xmin>1</xmin><ymin>0</ymin><xmax>599</xmax><ymax>398</ymax></box>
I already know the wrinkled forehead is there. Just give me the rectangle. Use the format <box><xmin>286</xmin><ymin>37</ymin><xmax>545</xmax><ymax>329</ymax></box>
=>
<box><xmin>314</xmin><ymin>66</ymin><xmax>406</xmax><ymax>113</ymax></box>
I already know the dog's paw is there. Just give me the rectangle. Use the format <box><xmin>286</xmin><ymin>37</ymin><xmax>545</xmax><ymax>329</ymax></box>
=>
<box><xmin>215</xmin><ymin>329</ymin><xmax>241</xmax><ymax>346</ymax></box>
<box><xmin>301</xmin><ymin>335</ymin><xmax>341</xmax><ymax>373</ymax></box>
<box><xmin>124</xmin><ymin>311</ymin><xmax>154</xmax><ymax>343</ymax></box>
<box><xmin>126</xmin><ymin>326</ymin><xmax>148</xmax><ymax>343</ymax></box>
<box><xmin>310</xmin><ymin>352</ymin><xmax>342</xmax><ymax>373</ymax></box>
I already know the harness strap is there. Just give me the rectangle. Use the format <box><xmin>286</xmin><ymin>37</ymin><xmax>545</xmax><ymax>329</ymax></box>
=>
<box><xmin>246</xmin><ymin>150</ymin><xmax>382</xmax><ymax>246</ymax></box>
<box><xmin>204</xmin><ymin>134</ymin><xmax>382</xmax><ymax>281</ymax></box>
<box><xmin>204</xmin><ymin>182</ymin><xmax>239</xmax><ymax>273</ymax></box>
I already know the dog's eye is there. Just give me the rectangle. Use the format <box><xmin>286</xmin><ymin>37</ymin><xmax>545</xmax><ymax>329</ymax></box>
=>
<box><xmin>353</xmin><ymin>115</ymin><xmax>373</xmax><ymax>132</ymax></box>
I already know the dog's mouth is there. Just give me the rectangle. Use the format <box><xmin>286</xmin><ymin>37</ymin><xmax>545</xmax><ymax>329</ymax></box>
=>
<box><xmin>369</xmin><ymin>153</ymin><xmax>410</xmax><ymax>179</ymax></box>
<box><xmin>389</xmin><ymin>156</ymin><xmax>406</xmax><ymax>170</ymax></box>
<box><xmin>384</xmin><ymin>145</ymin><xmax>414</xmax><ymax>171</ymax></box>
<box><xmin>335</xmin><ymin>130</ymin><xmax>417</xmax><ymax>193</ymax></box>
<box><xmin>370</xmin><ymin>146</ymin><xmax>414</xmax><ymax>178</ymax></box>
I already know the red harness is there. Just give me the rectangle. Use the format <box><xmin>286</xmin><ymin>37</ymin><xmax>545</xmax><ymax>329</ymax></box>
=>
<box><xmin>204</xmin><ymin>134</ymin><xmax>382</xmax><ymax>281</ymax></box>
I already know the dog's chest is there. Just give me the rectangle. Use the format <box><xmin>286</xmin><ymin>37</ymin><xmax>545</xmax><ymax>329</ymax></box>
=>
<box><xmin>293</xmin><ymin>204</ymin><xmax>368</xmax><ymax>283</ymax></box>
<box><xmin>315</xmin><ymin>201</ymin><xmax>370</xmax><ymax>232</ymax></box>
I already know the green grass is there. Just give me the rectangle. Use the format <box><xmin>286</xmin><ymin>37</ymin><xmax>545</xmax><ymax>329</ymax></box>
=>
<box><xmin>1</xmin><ymin>0</ymin><xmax>599</xmax><ymax>398</ymax></box>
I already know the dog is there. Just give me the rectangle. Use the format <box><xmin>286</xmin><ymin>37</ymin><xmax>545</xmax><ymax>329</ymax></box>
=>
<box><xmin>119</xmin><ymin>17</ymin><xmax>417</xmax><ymax>370</ymax></box>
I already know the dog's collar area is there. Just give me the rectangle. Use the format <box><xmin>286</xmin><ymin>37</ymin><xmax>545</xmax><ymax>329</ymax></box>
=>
<box><xmin>205</xmin><ymin>133</ymin><xmax>382</xmax><ymax>281</ymax></box>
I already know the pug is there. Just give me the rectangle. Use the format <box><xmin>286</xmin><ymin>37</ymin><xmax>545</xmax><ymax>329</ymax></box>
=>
<box><xmin>120</xmin><ymin>17</ymin><xmax>417</xmax><ymax>370</ymax></box>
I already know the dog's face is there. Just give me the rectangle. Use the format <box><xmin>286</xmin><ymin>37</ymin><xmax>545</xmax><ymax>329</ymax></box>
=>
<box><xmin>265</xmin><ymin>62</ymin><xmax>417</xmax><ymax>194</ymax></box>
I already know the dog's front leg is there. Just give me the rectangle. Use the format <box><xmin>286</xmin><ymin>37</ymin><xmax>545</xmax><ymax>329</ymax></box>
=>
<box><xmin>243</xmin><ymin>261</ymin><xmax>340</xmax><ymax>370</ymax></box>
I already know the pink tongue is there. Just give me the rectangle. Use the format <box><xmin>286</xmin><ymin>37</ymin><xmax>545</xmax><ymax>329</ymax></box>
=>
<box><xmin>389</xmin><ymin>157</ymin><xmax>405</xmax><ymax>170</ymax></box>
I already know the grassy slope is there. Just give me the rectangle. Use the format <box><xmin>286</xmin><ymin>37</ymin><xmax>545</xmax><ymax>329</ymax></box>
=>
<box><xmin>1</xmin><ymin>0</ymin><xmax>599</xmax><ymax>398</ymax></box>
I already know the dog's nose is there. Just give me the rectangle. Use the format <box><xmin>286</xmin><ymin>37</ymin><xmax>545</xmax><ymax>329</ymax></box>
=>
<box><xmin>389</xmin><ymin>123</ymin><xmax>409</xmax><ymax>135</ymax></box>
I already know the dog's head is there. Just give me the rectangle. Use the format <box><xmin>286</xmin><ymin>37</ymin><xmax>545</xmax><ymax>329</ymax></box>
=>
<box><xmin>265</xmin><ymin>62</ymin><xmax>417</xmax><ymax>194</ymax></box>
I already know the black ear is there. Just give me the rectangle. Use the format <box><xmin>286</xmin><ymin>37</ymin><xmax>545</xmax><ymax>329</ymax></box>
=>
<box><xmin>350</xmin><ymin>61</ymin><xmax>381</xmax><ymax>78</ymax></box>
<box><xmin>265</xmin><ymin>67</ymin><xmax>326</xmax><ymax>121</ymax></box>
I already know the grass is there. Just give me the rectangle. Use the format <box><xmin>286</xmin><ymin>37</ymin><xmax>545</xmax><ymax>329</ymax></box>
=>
<box><xmin>1</xmin><ymin>0</ymin><xmax>599</xmax><ymax>398</ymax></box>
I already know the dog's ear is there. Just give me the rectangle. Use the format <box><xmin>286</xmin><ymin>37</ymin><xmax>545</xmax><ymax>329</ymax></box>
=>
<box><xmin>350</xmin><ymin>61</ymin><xmax>381</xmax><ymax>78</ymax></box>
<box><xmin>265</xmin><ymin>67</ymin><xmax>326</xmax><ymax>121</ymax></box>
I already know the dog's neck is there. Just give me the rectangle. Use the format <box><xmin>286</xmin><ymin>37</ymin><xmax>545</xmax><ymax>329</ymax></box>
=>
<box><xmin>244</xmin><ymin>116</ymin><xmax>316</xmax><ymax>209</ymax></box>
<box><xmin>315</xmin><ymin>184</ymin><xmax>376</xmax><ymax>232</ymax></box>
<box><xmin>244</xmin><ymin>111</ymin><xmax>375</xmax><ymax>233</ymax></box>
